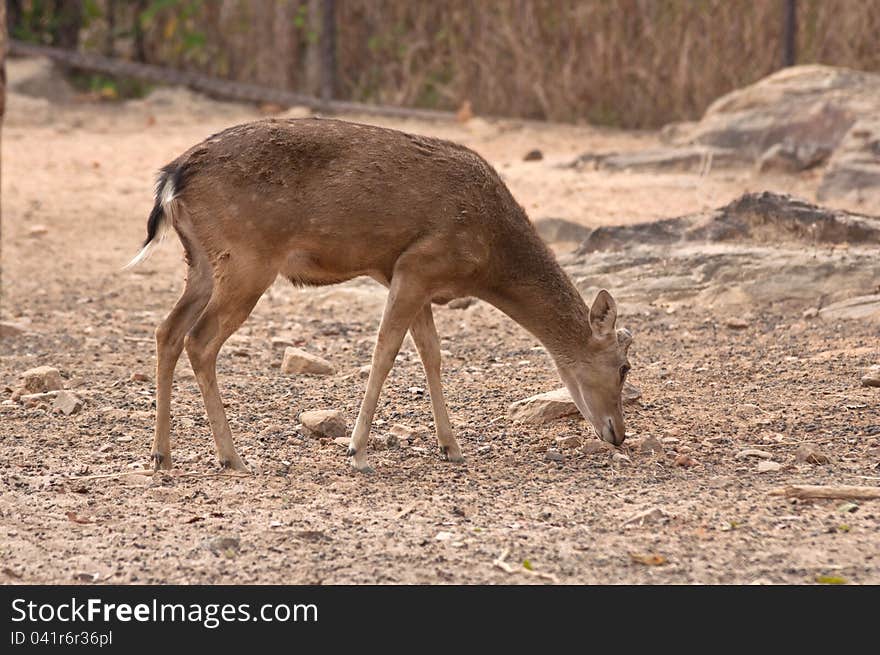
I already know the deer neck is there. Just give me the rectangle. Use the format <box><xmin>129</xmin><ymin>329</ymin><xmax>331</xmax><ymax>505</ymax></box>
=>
<box><xmin>483</xmin><ymin>239</ymin><xmax>592</xmax><ymax>368</ymax></box>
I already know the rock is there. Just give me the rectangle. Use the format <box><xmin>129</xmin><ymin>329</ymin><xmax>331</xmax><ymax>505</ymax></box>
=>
<box><xmin>861</xmin><ymin>366</ymin><xmax>880</xmax><ymax>387</ymax></box>
<box><xmin>509</xmin><ymin>388</ymin><xmax>579</xmax><ymax>424</ymax></box>
<box><xmin>98</xmin><ymin>443</ymin><xmax>113</xmax><ymax>453</ymax></box>
<box><xmin>674</xmin><ymin>65</ymin><xmax>880</xmax><ymax>159</ymax></box>
<box><xmin>638</xmin><ymin>435</ymin><xmax>664</xmax><ymax>455</ymax></box>
<box><xmin>270</xmin><ymin>336</ymin><xmax>296</xmax><ymax>349</ymax></box>
<box><xmin>795</xmin><ymin>443</ymin><xmax>830</xmax><ymax>465</ymax></box>
<box><xmin>389</xmin><ymin>424</ymin><xmax>422</xmax><ymax>443</ymax></box>
<box><xmin>533</xmin><ymin>217</ymin><xmax>593</xmax><ymax>244</ymax></box>
<box><xmin>802</xmin><ymin>307</ymin><xmax>819</xmax><ymax>319</ymax></box>
<box><xmin>674</xmin><ymin>454</ymin><xmax>698</xmax><ymax>468</ymax></box>
<box><xmin>19</xmin><ymin>391</ymin><xmax>61</xmax><ymax>404</ymax></box>
<box><xmin>523</xmin><ymin>149</ymin><xmax>544</xmax><ymax>161</ymax></box>
<box><xmin>53</xmin><ymin>391</ymin><xmax>82</xmax><ymax>415</ymax></box>
<box><xmin>612</xmin><ymin>452</ymin><xmax>631</xmax><ymax>466</ymax></box>
<box><xmin>22</xmin><ymin>366</ymin><xmax>63</xmax><ymax>393</ymax></box>
<box><xmin>582</xmin><ymin>440</ymin><xmax>615</xmax><ymax>455</ymax></box>
<box><xmin>757</xmin><ymin>460</ymin><xmax>782</xmax><ymax>473</ymax></box>
<box><xmin>370</xmin><ymin>433</ymin><xmax>398</xmax><ymax>451</ymax></box>
<box><xmin>757</xmin><ymin>141</ymin><xmax>831</xmax><ymax>173</ymax></box>
<box><xmin>0</xmin><ymin>321</ymin><xmax>28</xmax><ymax>337</ymax></box>
<box><xmin>300</xmin><ymin>410</ymin><xmax>347</xmax><ymax>440</ymax></box>
<box><xmin>447</xmin><ymin>297</ymin><xmax>476</xmax><ymax>310</ymax></box>
<box><xmin>622</xmin><ymin>382</ymin><xmax>642</xmax><ymax>404</ymax></box>
<box><xmin>408</xmin><ymin>386</ymin><xmax>425</xmax><ymax>396</ymax></box>
<box><xmin>598</xmin><ymin>146</ymin><xmax>751</xmax><ymax>172</ymax></box>
<box><xmin>725</xmin><ymin>317</ymin><xmax>749</xmax><ymax>329</ymax></box>
<box><xmin>736</xmin><ymin>449</ymin><xmax>773</xmax><ymax>460</ymax></box>
<box><xmin>129</xmin><ymin>372</ymin><xmax>150</xmax><ymax>382</ymax></box>
<box><xmin>818</xmin><ymin>295</ymin><xmax>880</xmax><ymax>323</ymax></box>
<box><xmin>27</xmin><ymin>224</ymin><xmax>49</xmax><ymax>237</ymax></box>
<box><xmin>622</xmin><ymin>507</ymin><xmax>671</xmax><ymax>526</ymax></box>
<box><xmin>544</xmin><ymin>450</ymin><xmax>565</xmax><ymax>462</ymax></box>
<box><xmin>281</xmin><ymin>347</ymin><xmax>335</xmax><ymax>375</ymax></box>
<box><xmin>818</xmin><ymin>118</ymin><xmax>880</xmax><ymax>203</ymax></box>
<box><xmin>555</xmin><ymin>435</ymin><xmax>582</xmax><ymax>449</ymax></box>
<box><xmin>205</xmin><ymin>536</ymin><xmax>241</xmax><ymax>556</ymax></box>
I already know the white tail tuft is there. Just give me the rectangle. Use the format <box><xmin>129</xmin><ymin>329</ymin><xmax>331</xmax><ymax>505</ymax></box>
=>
<box><xmin>122</xmin><ymin>176</ymin><xmax>177</xmax><ymax>270</ymax></box>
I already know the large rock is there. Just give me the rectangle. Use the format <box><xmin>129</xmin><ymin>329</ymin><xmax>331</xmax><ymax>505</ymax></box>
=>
<box><xmin>281</xmin><ymin>347</ymin><xmax>335</xmax><ymax>375</ymax></box>
<box><xmin>300</xmin><ymin>410</ymin><xmax>347</xmax><ymax>440</ymax></box>
<box><xmin>818</xmin><ymin>119</ymin><xmax>880</xmax><ymax>203</ymax></box>
<box><xmin>818</xmin><ymin>295</ymin><xmax>880</xmax><ymax>323</ymax></box>
<box><xmin>53</xmin><ymin>391</ymin><xmax>83</xmax><ymax>416</ymax></box>
<box><xmin>22</xmin><ymin>366</ymin><xmax>63</xmax><ymax>393</ymax></box>
<box><xmin>674</xmin><ymin>65</ymin><xmax>880</xmax><ymax>158</ymax></box>
<box><xmin>509</xmin><ymin>383</ymin><xmax>641</xmax><ymax>425</ymax></box>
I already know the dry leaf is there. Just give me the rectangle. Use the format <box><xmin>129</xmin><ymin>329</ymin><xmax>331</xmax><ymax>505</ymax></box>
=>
<box><xmin>630</xmin><ymin>553</ymin><xmax>668</xmax><ymax>566</ymax></box>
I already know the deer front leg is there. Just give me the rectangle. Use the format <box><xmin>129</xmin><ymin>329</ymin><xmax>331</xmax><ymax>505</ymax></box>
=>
<box><xmin>409</xmin><ymin>305</ymin><xmax>463</xmax><ymax>463</ymax></box>
<box><xmin>349</xmin><ymin>273</ymin><xmax>427</xmax><ymax>472</ymax></box>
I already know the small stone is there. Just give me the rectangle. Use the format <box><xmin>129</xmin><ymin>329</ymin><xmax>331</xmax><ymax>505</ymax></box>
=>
<box><xmin>622</xmin><ymin>382</ymin><xmax>642</xmax><ymax>404</ymax></box>
<box><xmin>281</xmin><ymin>347</ymin><xmax>335</xmax><ymax>375</ymax></box>
<box><xmin>612</xmin><ymin>452</ymin><xmax>631</xmax><ymax>465</ymax></box>
<box><xmin>300</xmin><ymin>409</ymin><xmax>347</xmax><ymax>439</ymax></box>
<box><xmin>509</xmin><ymin>387</ymin><xmax>579</xmax><ymax>424</ymax></box>
<box><xmin>623</xmin><ymin>507</ymin><xmax>671</xmax><ymax>526</ymax></box>
<box><xmin>802</xmin><ymin>307</ymin><xmax>819</xmax><ymax>319</ymax></box>
<box><xmin>861</xmin><ymin>366</ymin><xmax>880</xmax><ymax>388</ymax></box>
<box><xmin>271</xmin><ymin>336</ymin><xmax>296</xmax><ymax>349</ymax></box>
<box><xmin>447</xmin><ymin>297</ymin><xmax>476</xmax><ymax>310</ymax></box>
<box><xmin>725</xmin><ymin>317</ymin><xmax>749</xmax><ymax>330</ymax></box>
<box><xmin>333</xmin><ymin>437</ymin><xmax>350</xmax><ymax>448</ymax></box>
<box><xmin>544</xmin><ymin>450</ymin><xmax>565</xmax><ymax>462</ymax></box>
<box><xmin>435</xmin><ymin>531</ymin><xmax>455</xmax><ymax>541</ymax></box>
<box><xmin>794</xmin><ymin>443</ymin><xmax>829</xmax><ymax>465</ymax></box>
<box><xmin>130</xmin><ymin>372</ymin><xmax>150</xmax><ymax>382</ymax></box>
<box><xmin>115</xmin><ymin>436</ymin><xmax>133</xmax><ymax>443</ymax></box>
<box><xmin>582</xmin><ymin>440</ymin><xmax>615</xmax><ymax>455</ymax></box>
<box><xmin>735</xmin><ymin>448</ymin><xmax>773</xmax><ymax>460</ymax></box>
<box><xmin>205</xmin><ymin>536</ymin><xmax>241</xmax><ymax>556</ymax></box>
<box><xmin>53</xmin><ymin>390</ymin><xmax>82</xmax><ymax>416</ymax></box>
<box><xmin>638</xmin><ymin>435</ymin><xmax>664</xmax><ymax>455</ymax></box>
<box><xmin>674</xmin><ymin>454</ymin><xmax>698</xmax><ymax>468</ymax></box>
<box><xmin>408</xmin><ymin>387</ymin><xmax>425</xmax><ymax>396</ymax></box>
<box><xmin>98</xmin><ymin>443</ymin><xmax>113</xmax><ymax>453</ymax></box>
<box><xmin>22</xmin><ymin>366</ymin><xmax>63</xmax><ymax>393</ymax></box>
<box><xmin>555</xmin><ymin>435</ymin><xmax>582</xmax><ymax>449</ymax></box>
<box><xmin>28</xmin><ymin>224</ymin><xmax>49</xmax><ymax>237</ymax></box>
<box><xmin>523</xmin><ymin>149</ymin><xmax>544</xmax><ymax>162</ymax></box>
<box><xmin>0</xmin><ymin>322</ymin><xmax>28</xmax><ymax>338</ymax></box>
<box><xmin>389</xmin><ymin>424</ymin><xmax>422</xmax><ymax>443</ymax></box>
<box><xmin>757</xmin><ymin>460</ymin><xmax>782</xmax><ymax>473</ymax></box>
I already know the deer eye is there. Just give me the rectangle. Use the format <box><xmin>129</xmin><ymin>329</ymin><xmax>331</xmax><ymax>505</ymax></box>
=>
<box><xmin>619</xmin><ymin>365</ymin><xmax>630</xmax><ymax>381</ymax></box>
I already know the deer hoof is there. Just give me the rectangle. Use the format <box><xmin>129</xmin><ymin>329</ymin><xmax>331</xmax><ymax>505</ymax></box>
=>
<box><xmin>151</xmin><ymin>453</ymin><xmax>170</xmax><ymax>471</ymax></box>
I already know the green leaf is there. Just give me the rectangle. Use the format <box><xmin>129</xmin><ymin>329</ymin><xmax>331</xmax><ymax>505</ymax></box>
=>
<box><xmin>522</xmin><ymin>559</ymin><xmax>533</xmax><ymax>571</ymax></box>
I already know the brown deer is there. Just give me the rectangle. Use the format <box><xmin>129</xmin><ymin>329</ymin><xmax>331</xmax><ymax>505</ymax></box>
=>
<box><xmin>126</xmin><ymin>118</ymin><xmax>633</xmax><ymax>473</ymax></box>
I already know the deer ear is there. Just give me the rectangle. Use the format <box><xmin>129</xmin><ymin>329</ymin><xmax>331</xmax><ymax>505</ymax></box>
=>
<box><xmin>589</xmin><ymin>290</ymin><xmax>617</xmax><ymax>338</ymax></box>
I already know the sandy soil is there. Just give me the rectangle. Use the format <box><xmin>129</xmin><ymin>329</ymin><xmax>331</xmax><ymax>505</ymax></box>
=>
<box><xmin>1</xmin><ymin>61</ymin><xmax>878</xmax><ymax>584</ymax></box>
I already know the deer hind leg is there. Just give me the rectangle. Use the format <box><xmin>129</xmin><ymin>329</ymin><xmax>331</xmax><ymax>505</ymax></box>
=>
<box><xmin>349</xmin><ymin>270</ymin><xmax>428</xmax><ymax>473</ymax></box>
<box><xmin>151</xmin><ymin>259</ymin><xmax>213</xmax><ymax>471</ymax></box>
<box><xmin>409</xmin><ymin>305</ymin><xmax>464</xmax><ymax>463</ymax></box>
<box><xmin>184</xmin><ymin>256</ymin><xmax>276</xmax><ymax>471</ymax></box>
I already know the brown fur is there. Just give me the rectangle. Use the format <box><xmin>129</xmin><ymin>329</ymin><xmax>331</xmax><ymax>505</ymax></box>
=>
<box><xmin>142</xmin><ymin>118</ymin><xmax>630</xmax><ymax>472</ymax></box>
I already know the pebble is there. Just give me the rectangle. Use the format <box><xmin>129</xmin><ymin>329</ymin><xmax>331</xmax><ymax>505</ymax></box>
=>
<box><xmin>582</xmin><ymin>440</ymin><xmax>614</xmax><ymax>455</ymax></box>
<box><xmin>300</xmin><ymin>410</ymin><xmax>347</xmax><ymax>439</ymax></box>
<box><xmin>53</xmin><ymin>390</ymin><xmax>83</xmax><ymax>416</ymax></box>
<box><xmin>544</xmin><ymin>450</ymin><xmax>564</xmax><ymax>462</ymax></box>
<box><xmin>523</xmin><ymin>149</ymin><xmax>544</xmax><ymax>161</ymax></box>
<box><xmin>612</xmin><ymin>452</ymin><xmax>631</xmax><ymax>465</ymax></box>
<box><xmin>332</xmin><ymin>437</ymin><xmax>350</xmax><ymax>448</ymax></box>
<box><xmin>638</xmin><ymin>435</ymin><xmax>664</xmax><ymax>455</ymax></box>
<box><xmin>281</xmin><ymin>347</ymin><xmax>335</xmax><ymax>375</ymax></box>
<box><xmin>447</xmin><ymin>297</ymin><xmax>476</xmax><ymax>310</ymax></box>
<box><xmin>725</xmin><ymin>317</ymin><xmax>749</xmax><ymax>330</ymax></box>
<box><xmin>861</xmin><ymin>366</ymin><xmax>880</xmax><ymax>388</ymax></box>
<box><xmin>129</xmin><ymin>372</ymin><xmax>150</xmax><ymax>382</ymax></box>
<box><xmin>757</xmin><ymin>460</ymin><xmax>782</xmax><ymax>473</ymax></box>
<box><xmin>28</xmin><ymin>224</ymin><xmax>49</xmax><ymax>237</ymax></box>
<box><xmin>0</xmin><ymin>322</ymin><xmax>27</xmax><ymax>337</ymax></box>
<box><xmin>555</xmin><ymin>435</ymin><xmax>582</xmax><ymax>449</ymax></box>
<box><xmin>22</xmin><ymin>366</ymin><xmax>63</xmax><ymax>393</ymax></box>
<box><xmin>794</xmin><ymin>443</ymin><xmax>829</xmax><ymax>465</ymax></box>
<box><xmin>735</xmin><ymin>448</ymin><xmax>773</xmax><ymax>460</ymax></box>
<box><xmin>674</xmin><ymin>454</ymin><xmax>698</xmax><ymax>467</ymax></box>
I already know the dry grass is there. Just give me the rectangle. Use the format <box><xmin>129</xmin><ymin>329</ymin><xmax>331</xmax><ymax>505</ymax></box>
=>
<box><xmin>85</xmin><ymin>0</ymin><xmax>880</xmax><ymax>127</ymax></box>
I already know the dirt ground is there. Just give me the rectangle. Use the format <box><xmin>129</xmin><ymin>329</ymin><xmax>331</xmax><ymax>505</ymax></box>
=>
<box><xmin>2</xmin><ymin>59</ymin><xmax>878</xmax><ymax>584</ymax></box>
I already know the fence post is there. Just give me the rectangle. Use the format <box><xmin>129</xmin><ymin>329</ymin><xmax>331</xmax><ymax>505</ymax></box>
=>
<box><xmin>782</xmin><ymin>0</ymin><xmax>797</xmax><ymax>68</ymax></box>
<box><xmin>320</xmin><ymin>0</ymin><xmax>337</xmax><ymax>103</ymax></box>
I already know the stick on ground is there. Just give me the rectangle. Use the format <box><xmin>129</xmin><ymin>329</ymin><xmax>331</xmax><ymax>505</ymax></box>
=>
<box><xmin>769</xmin><ymin>485</ymin><xmax>880</xmax><ymax>500</ymax></box>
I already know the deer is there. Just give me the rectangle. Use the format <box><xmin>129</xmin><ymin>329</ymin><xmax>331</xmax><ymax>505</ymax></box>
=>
<box><xmin>125</xmin><ymin>118</ymin><xmax>633</xmax><ymax>474</ymax></box>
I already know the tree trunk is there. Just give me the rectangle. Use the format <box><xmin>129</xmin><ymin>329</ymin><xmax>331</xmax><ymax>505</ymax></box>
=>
<box><xmin>53</xmin><ymin>0</ymin><xmax>83</xmax><ymax>50</ymax></box>
<box><xmin>305</xmin><ymin>0</ymin><xmax>321</xmax><ymax>96</ymax></box>
<box><xmin>320</xmin><ymin>0</ymin><xmax>336</xmax><ymax>102</ymax></box>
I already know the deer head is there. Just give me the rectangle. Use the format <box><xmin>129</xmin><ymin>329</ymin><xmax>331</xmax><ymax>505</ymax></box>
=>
<box><xmin>559</xmin><ymin>290</ymin><xmax>632</xmax><ymax>446</ymax></box>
